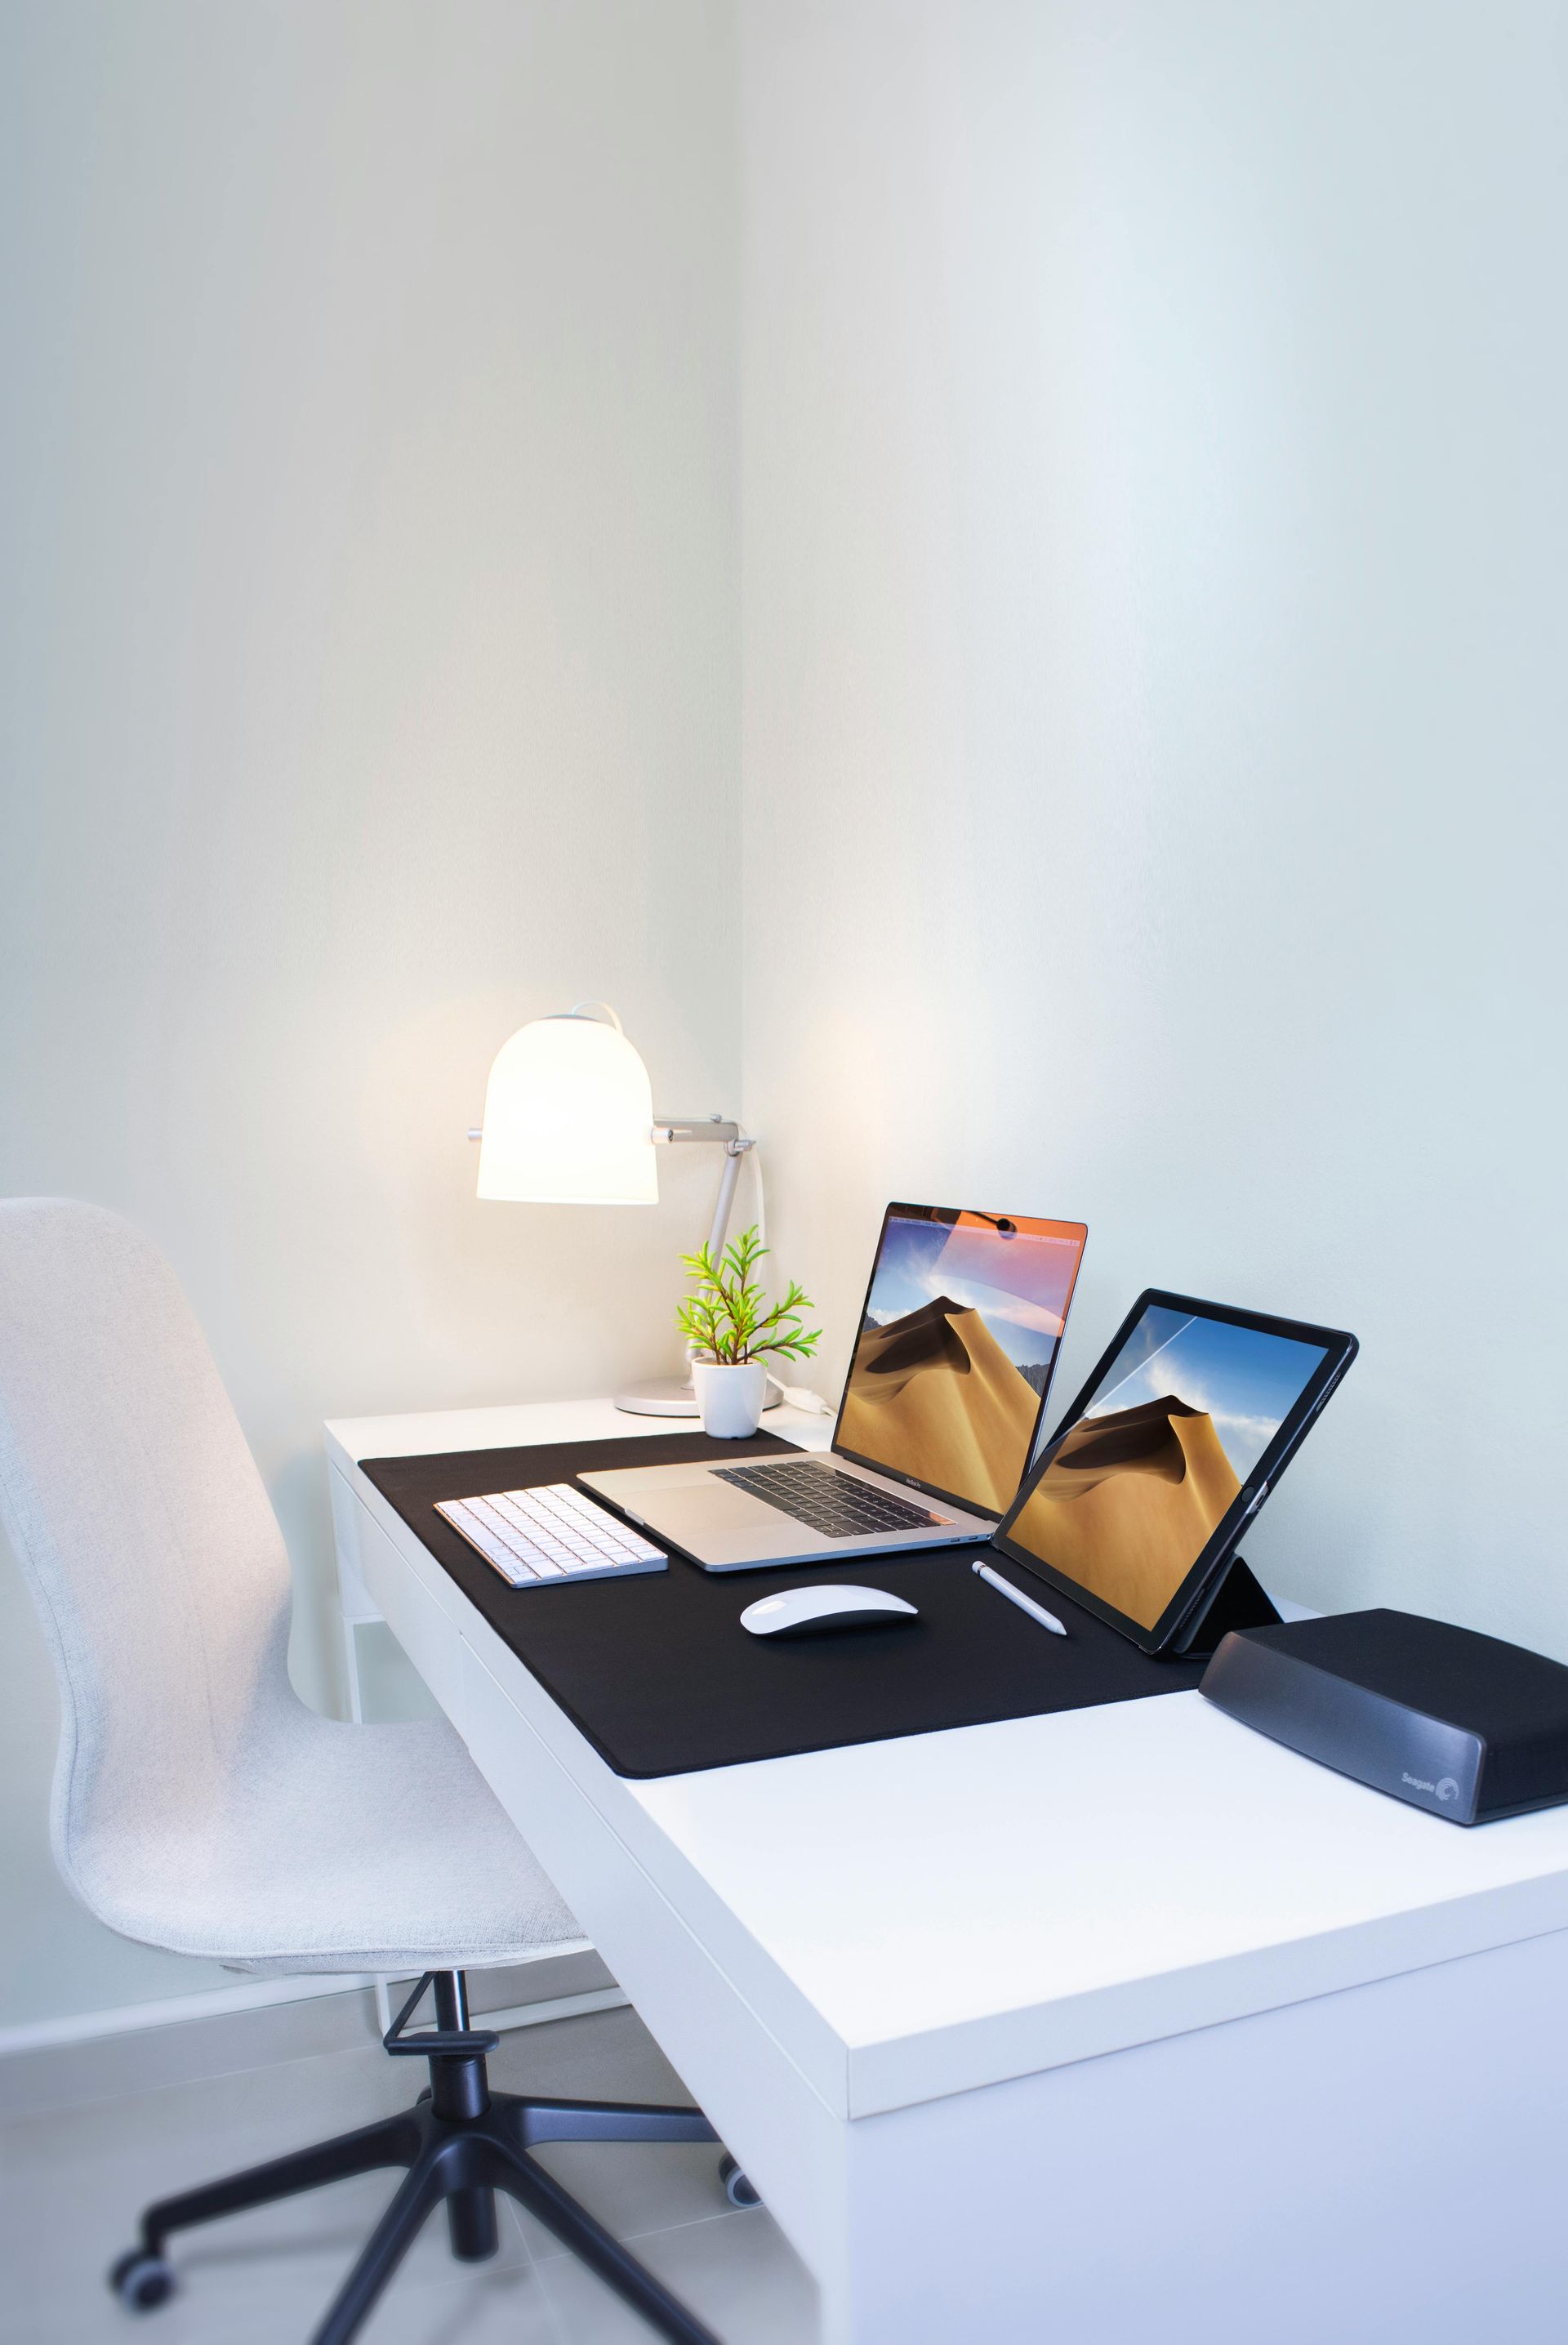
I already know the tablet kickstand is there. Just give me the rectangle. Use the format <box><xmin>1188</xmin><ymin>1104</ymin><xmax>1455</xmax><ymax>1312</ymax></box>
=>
<box><xmin>1168</xmin><ymin>1555</ymin><xmax>1281</xmax><ymax>1661</ymax></box>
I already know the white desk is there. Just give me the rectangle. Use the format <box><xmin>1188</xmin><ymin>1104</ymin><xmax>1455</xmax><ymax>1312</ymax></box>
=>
<box><xmin>326</xmin><ymin>1398</ymin><xmax>1568</xmax><ymax>2345</ymax></box>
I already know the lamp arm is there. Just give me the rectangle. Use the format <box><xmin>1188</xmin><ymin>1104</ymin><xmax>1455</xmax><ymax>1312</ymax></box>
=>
<box><xmin>705</xmin><ymin>1140</ymin><xmax>751</xmax><ymax>1259</ymax></box>
<box><xmin>463</xmin><ymin>1115</ymin><xmax>742</xmax><ymax>1146</ymax></box>
<box><xmin>648</xmin><ymin>1117</ymin><xmax>753</xmax><ymax>1262</ymax></box>
<box><xmin>651</xmin><ymin>1118</ymin><xmax>740</xmax><ymax>1146</ymax></box>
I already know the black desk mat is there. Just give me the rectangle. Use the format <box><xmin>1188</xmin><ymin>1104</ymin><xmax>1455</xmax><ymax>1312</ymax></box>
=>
<box><xmin>359</xmin><ymin>1432</ymin><xmax>1205</xmax><ymax>1778</ymax></box>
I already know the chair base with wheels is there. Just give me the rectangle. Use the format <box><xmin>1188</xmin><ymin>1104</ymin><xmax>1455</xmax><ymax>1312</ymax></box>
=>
<box><xmin>109</xmin><ymin>1971</ymin><xmax>755</xmax><ymax>2345</ymax></box>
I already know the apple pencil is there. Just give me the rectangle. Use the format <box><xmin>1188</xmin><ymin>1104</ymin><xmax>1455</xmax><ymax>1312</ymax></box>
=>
<box><xmin>973</xmin><ymin>1558</ymin><xmax>1067</xmax><ymax>1636</ymax></box>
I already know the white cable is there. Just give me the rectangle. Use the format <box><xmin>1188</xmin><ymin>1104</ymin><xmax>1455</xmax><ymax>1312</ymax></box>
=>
<box><xmin>749</xmin><ymin>1131</ymin><xmax>765</xmax><ymax>1258</ymax></box>
<box><xmin>772</xmin><ymin>1375</ymin><xmax>832</xmax><ymax>1415</ymax></box>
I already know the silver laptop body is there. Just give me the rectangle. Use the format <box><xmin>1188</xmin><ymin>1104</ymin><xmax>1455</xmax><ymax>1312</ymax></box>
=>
<box><xmin>580</xmin><ymin>1448</ymin><xmax>998</xmax><ymax>1572</ymax></box>
<box><xmin>580</xmin><ymin>1201</ymin><xmax>1088</xmax><ymax>1574</ymax></box>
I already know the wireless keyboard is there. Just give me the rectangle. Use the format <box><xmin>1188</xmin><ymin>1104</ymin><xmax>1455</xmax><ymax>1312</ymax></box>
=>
<box><xmin>435</xmin><ymin>1483</ymin><xmax>668</xmax><ymax>1586</ymax></box>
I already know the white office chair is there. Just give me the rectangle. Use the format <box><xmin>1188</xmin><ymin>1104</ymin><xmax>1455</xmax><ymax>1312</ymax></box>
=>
<box><xmin>0</xmin><ymin>1197</ymin><xmax>739</xmax><ymax>2345</ymax></box>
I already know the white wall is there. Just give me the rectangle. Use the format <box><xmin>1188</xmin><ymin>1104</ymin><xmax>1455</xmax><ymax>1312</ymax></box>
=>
<box><xmin>0</xmin><ymin>0</ymin><xmax>737</xmax><ymax>2026</ymax></box>
<box><xmin>740</xmin><ymin>3</ymin><xmax>1568</xmax><ymax>1643</ymax></box>
<box><xmin>7</xmin><ymin>0</ymin><xmax>1566</xmax><ymax>2037</ymax></box>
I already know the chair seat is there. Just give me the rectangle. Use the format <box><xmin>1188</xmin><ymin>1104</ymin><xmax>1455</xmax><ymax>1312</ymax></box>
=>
<box><xmin>73</xmin><ymin>1709</ymin><xmax>581</xmax><ymax>1976</ymax></box>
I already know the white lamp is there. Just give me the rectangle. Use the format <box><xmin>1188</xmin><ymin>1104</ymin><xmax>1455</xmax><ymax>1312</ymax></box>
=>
<box><xmin>476</xmin><ymin>1009</ymin><xmax>657</xmax><ymax>1206</ymax></box>
<box><xmin>470</xmin><ymin>1002</ymin><xmax>771</xmax><ymax>1416</ymax></box>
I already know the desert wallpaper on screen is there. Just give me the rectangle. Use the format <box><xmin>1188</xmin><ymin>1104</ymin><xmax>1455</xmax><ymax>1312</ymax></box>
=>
<box><xmin>1005</xmin><ymin>1309</ymin><xmax>1328</xmax><ymax>1629</ymax></box>
<box><xmin>1005</xmin><ymin>1393</ymin><xmax>1242</xmax><ymax>1626</ymax></box>
<box><xmin>837</xmin><ymin>1212</ymin><xmax>1084</xmax><ymax>1514</ymax></box>
<box><xmin>840</xmin><ymin>1296</ymin><xmax>1043</xmax><ymax>1514</ymax></box>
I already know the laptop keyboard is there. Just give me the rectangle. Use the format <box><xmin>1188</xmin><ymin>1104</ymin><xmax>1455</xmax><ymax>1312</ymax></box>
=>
<box><xmin>712</xmin><ymin>1460</ymin><xmax>945</xmax><ymax>1539</ymax></box>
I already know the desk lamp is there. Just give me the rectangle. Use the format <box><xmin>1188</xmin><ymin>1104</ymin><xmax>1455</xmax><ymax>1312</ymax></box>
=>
<box><xmin>470</xmin><ymin>1002</ymin><xmax>773</xmax><ymax>1416</ymax></box>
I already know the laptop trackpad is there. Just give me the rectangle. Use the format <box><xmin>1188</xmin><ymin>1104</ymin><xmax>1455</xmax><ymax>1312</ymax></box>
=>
<box><xmin>663</xmin><ymin>1482</ymin><xmax>799</xmax><ymax>1536</ymax></box>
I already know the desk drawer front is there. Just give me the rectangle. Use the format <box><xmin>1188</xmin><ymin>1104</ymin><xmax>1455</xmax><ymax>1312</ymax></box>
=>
<box><xmin>351</xmin><ymin>1500</ymin><xmax>464</xmax><ymax>1716</ymax></box>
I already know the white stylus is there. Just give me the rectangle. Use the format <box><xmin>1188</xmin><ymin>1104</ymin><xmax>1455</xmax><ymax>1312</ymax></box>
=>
<box><xmin>973</xmin><ymin>1558</ymin><xmax>1067</xmax><ymax>1636</ymax></box>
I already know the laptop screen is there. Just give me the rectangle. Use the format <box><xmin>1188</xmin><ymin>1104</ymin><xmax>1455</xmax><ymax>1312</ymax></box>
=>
<box><xmin>834</xmin><ymin>1204</ymin><xmax>1089</xmax><ymax>1518</ymax></box>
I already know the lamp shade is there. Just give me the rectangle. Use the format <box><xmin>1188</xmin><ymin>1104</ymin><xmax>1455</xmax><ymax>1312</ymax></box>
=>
<box><xmin>476</xmin><ymin>1011</ymin><xmax>657</xmax><ymax>1204</ymax></box>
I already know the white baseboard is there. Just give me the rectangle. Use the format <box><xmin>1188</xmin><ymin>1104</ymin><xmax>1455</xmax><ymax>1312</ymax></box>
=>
<box><xmin>462</xmin><ymin>1987</ymin><xmax>626</xmax><ymax>2033</ymax></box>
<box><xmin>0</xmin><ymin>1970</ymin><xmax>380</xmax><ymax>2059</ymax></box>
<box><xmin>0</xmin><ymin>1937</ymin><xmax>602</xmax><ymax>2059</ymax></box>
<box><xmin>0</xmin><ymin>1943</ymin><xmax>626</xmax><ymax>2119</ymax></box>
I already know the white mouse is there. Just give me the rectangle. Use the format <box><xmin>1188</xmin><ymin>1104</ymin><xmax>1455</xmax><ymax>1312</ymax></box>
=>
<box><xmin>739</xmin><ymin>1585</ymin><xmax>920</xmax><ymax>1638</ymax></box>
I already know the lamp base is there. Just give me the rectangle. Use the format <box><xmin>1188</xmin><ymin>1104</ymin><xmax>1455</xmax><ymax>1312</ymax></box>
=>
<box><xmin>613</xmin><ymin>1374</ymin><xmax>782</xmax><ymax>1418</ymax></box>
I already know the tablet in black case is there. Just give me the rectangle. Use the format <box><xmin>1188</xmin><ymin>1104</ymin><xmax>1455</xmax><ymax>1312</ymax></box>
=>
<box><xmin>993</xmin><ymin>1290</ymin><xmax>1358</xmax><ymax>1656</ymax></box>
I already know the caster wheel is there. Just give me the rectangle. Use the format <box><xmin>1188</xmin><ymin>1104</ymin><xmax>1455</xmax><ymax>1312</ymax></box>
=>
<box><xmin>109</xmin><ymin>2249</ymin><xmax>176</xmax><ymax>2312</ymax></box>
<box><xmin>719</xmin><ymin>2154</ymin><xmax>760</xmax><ymax>2210</ymax></box>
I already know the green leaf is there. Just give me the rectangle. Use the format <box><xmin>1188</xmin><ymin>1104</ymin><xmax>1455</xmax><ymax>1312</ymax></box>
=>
<box><xmin>673</xmin><ymin>1224</ymin><xmax>816</xmax><ymax>1368</ymax></box>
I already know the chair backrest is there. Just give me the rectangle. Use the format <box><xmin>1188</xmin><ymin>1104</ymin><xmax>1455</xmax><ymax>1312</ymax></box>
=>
<box><xmin>0</xmin><ymin>1198</ymin><xmax>296</xmax><ymax>1910</ymax></box>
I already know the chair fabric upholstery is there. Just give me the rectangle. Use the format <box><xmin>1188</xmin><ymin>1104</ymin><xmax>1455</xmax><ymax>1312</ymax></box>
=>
<box><xmin>0</xmin><ymin>1197</ymin><xmax>579</xmax><ymax>1974</ymax></box>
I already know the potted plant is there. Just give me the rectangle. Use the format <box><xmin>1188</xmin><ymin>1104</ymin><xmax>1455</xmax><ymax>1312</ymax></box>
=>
<box><xmin>675</xmin><ymin>1227</ymin><xmax>821</xmax><ymax>1438</ymax></box>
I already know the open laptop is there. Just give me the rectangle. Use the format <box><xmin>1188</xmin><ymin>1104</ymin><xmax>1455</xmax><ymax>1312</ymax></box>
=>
<box><xmin>581</xmin><ymin>1202</ymin><xmax>1088</xmax><ymax>1572</ymax></box>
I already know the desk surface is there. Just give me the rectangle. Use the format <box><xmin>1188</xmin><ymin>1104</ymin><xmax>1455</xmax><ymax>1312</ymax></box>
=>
<box><xmin>327</xmin><ymin>1397</ymin><xmax>1568</xmax><ymax>2119</ymax></box>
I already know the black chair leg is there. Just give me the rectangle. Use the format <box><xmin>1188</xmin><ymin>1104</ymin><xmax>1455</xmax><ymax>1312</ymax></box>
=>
<box><xmin>309</xmin><ymin>2151</ymin><xmax>447</xmax><ymax>2345</ymax></box>
<box><xmin>138</xmin><ymin>2110</ymin><xmax>422</xmax><ymax>2256</ymax></box>
<box><xmin>492</xmin><ymin>2141</ymin><xmax>723</xmax><ymax>2345</ymax></box>
<box><xmin>444</xmin><ymin>2174</ymin><xmax>500</xmax><ymax>2263</ymax></box>
<box><xmin>511</xmin><ymin>2096</ymin><xmax>719</xmax><ymax>2148</ymax></box>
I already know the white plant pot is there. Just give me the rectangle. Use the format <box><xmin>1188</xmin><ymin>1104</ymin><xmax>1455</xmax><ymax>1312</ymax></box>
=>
<box><xmin>692</xmin><ymin>1359</ymin><xmax>768</xmax><ymax>1440</ymax></box>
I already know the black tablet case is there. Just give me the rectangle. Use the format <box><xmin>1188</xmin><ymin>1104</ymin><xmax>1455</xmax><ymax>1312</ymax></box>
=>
<box><xmin>359</xmin><ymin>1432</ymin><xmax>1205</xmax><ymax>1778</ymax></box>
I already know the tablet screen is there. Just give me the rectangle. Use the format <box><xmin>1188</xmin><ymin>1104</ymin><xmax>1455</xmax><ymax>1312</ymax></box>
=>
<box><xmin>1002</xmin><ymin>1302</ymin><xmax>1330</xmax><ymax>1630</ymax></box>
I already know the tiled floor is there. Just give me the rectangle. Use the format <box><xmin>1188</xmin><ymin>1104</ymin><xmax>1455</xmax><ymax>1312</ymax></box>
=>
<box><xmin>0</xmin><ymin>2006</ymin><xmax>819</xmax><ymax>2345</ymax></box>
